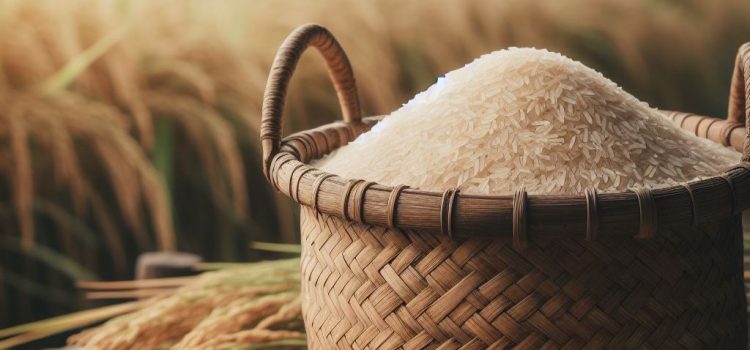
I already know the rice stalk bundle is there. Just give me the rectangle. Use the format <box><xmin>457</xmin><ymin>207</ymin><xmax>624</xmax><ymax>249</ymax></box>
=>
<box><xmin>67</xmin><ymin>258</ymin><xmax>303</xmax><ymax>350</ymax></box>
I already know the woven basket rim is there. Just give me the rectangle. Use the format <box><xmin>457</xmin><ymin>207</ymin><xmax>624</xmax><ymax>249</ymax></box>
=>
<box><xmin>260</xmin><ymin>24</ymin><xmax>750</xmax><ymax>245</ymax></box>
<box><xmin>269</xmin><ymin>114</ymin><xmax>750</xmax><ymax>243</ymax></box>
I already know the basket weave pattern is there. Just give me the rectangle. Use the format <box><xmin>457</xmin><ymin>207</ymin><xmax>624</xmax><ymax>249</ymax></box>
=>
<box><xmin>300</xmin><ymin>209</ymin><xmax>745</xmax><ymax>349</ymax></box>
<box><xmin>261</xmin><ymin>24</ymin><xmax>750</xmax><ymax>349</ymax></box>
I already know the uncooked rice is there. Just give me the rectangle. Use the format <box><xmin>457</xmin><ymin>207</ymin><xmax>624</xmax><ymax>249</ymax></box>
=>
<box><xmin>315</xmin><ymin>48</ymin><xmax>740</xmax><ymax>194</ymax></box>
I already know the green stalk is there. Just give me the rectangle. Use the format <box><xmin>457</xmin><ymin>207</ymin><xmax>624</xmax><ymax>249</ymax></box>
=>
<box><xmin>249</xmin><ymin>242</ymin><xmax>302</xmax><ymax>254</ymax></box>
<box><xmin>152</xmin><ymin>118</ymin><xmax>177</xmax><ymax>246</ymax></box>
<box><xmin>0</xmin><ymin>301</ymin><xmax>141</xmax><ymax>341</ymax></box>
<box><xmin>39</xmin><ymin>25</ymin><xmax>129</xmax><ymax>95</ymax></box>
<box><xmin>0</xmin><ymin>237</ymin><xmax>97</xmax><ymax>281</ymax></box>
<box><xmin>248</xmin><ymin>339</ymin><xmax>307</xmax><ymax>349</ymax></box>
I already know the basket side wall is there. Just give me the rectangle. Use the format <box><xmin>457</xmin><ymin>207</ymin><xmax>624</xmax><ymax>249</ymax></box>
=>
<box><xmin>300</xmin><ymin>207</ymin><xmax>746</xmax><ymax>349</ymax></box>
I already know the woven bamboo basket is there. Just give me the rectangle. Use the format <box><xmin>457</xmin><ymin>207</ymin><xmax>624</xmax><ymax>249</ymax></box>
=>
<box><xmin>261</xmin><ymin>24</ymin><xmax>750</xmax><ymax>349</ymax></box>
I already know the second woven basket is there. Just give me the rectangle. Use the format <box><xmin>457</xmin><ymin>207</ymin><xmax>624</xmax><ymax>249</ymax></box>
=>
<box><xmin>261</xmin><ymin>24</ymin><xmax>749</xmax><ymax>349</ymax></box>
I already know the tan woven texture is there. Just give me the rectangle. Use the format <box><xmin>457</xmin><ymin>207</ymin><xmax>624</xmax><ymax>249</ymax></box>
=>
<box><xmin>729</xmin><ymin>42</ymin><xmax>750</xmax><ymax>161</ymax></box>
<box><xmin>261</xmin><ymin>24</ymin><xmax>750</xmax><ymax>349</ymax></box>
<box><xmin>300</xmin><ymin>208</ymin><xmax>745</xmax><ymax>349</ymax></box>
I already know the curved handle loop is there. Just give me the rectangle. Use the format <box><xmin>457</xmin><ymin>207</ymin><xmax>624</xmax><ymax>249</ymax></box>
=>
<box><xmin>261</xmin><ymin>24</ymin><xmax>362</xmax><ymax>179</ymax></box>
<box><xmin>728</xmin><ymin>42</ymin><xmax>750</xmax><ymax>161</ymax></box>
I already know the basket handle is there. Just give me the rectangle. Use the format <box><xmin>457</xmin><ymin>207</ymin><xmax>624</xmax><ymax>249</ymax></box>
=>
<box><xmin>260</xmin><ymin>24</ymin><xmax>362</xmax><ymax>179</ymax></box>
<box><xmin>728</xmin><ymin>43</ymin><xmax>750</xmax><ymax>161</ymax></box>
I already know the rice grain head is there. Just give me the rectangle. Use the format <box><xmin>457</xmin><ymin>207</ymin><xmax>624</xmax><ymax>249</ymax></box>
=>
<box><xmin>67</xmin><ymin>259</ymin><xmax>302</xmax><ymax>350</ymax></box>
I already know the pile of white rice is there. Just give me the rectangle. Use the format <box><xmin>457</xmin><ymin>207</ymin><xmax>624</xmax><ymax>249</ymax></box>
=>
<box><xmin>314</xmin><ymin>48</ymin><xmax>739</xmax><ymax>194</ymax></box>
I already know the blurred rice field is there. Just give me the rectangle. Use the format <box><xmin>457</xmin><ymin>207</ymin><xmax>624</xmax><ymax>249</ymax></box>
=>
<box><xmin>1</xmin><ymin>0</ymin><xmax>750</xmax><ymax>331</ymax></box>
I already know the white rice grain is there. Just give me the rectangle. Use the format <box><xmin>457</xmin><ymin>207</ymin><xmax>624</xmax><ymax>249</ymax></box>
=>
<box><xmin>314</xmin><ymin>48</ymin><xmax>739</xmax><ymax>194</ymax></box>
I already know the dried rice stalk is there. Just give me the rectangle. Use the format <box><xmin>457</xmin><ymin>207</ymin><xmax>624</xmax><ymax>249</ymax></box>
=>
<box><xmin>0</xmin><ymin>91</ymin><xmax>166</xmax><ymax>263</ymax></box>
<box><xmin>67</xmin><ymin>259</ymin><xmax>303</xmax><ymax>350</ymax></box>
